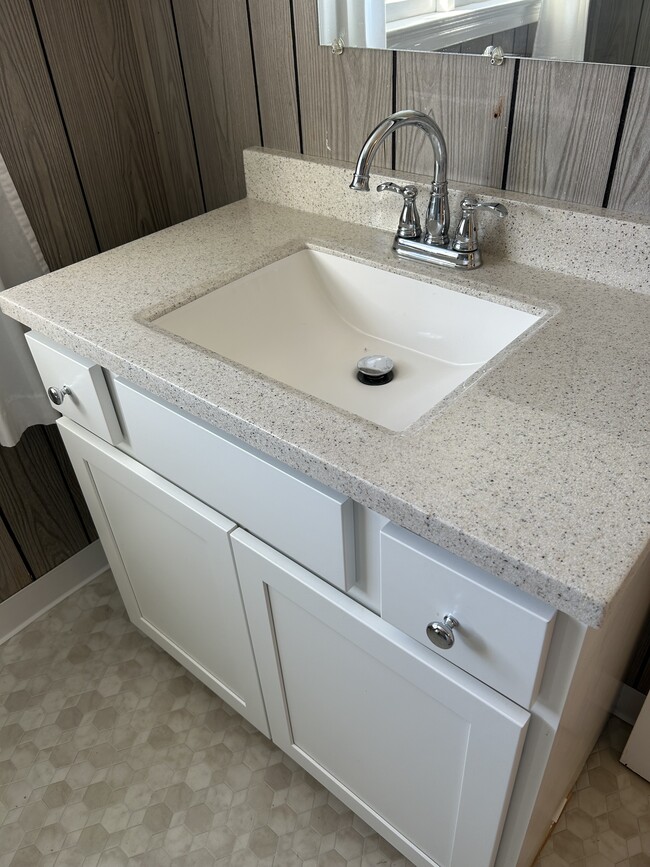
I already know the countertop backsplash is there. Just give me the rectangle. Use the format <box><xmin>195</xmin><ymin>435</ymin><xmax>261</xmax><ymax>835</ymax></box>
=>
<box><xmin>244</xmin><ymin>148</ymin><xmax>650</xmax><ymax>295</ymax></box>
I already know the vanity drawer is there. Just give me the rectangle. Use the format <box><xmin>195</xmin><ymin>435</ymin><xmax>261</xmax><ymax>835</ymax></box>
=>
<box><xmin>380</xmin><ymin>523</ymin><xmax>556</xmax><ymax>708</ymax></box>
<box><xmin>113</xmin><ymin>379</ymin><xmax>355</xmax><ymax>591</ymax></box>
<box><xmin>26</xmin><ymin>332</ymin><xmax>122</xmax><ymax>445</ymax></box>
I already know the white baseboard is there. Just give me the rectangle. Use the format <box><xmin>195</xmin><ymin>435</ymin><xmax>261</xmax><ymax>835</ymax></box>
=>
<box><xmin>0</xmin><ymin>540</ymin><xmax>108</xmax><ymax>645</ymax></box>
<box><xmin>613</xmin><ymin>682</ymin><xmax>647</xmax><ymax>726</ymax></box>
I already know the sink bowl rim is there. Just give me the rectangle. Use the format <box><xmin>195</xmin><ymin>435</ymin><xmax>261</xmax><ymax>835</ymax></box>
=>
<box><xmin>138</xmin><ymin>243</ymin><xmax>553</xmax><ymax>435</ymax></box>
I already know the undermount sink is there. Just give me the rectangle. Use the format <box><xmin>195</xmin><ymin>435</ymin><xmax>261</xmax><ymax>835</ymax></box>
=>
<box><xmin>154</xmin><ymin>249</ymin><xmax>541</xmax><ymax>431</ymax></box>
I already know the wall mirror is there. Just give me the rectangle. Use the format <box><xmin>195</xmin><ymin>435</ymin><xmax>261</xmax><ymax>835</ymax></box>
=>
<box><xmin>318</xmin><ymin>0</ymin><xmax>650</xmax><ymax>65</ymax></box>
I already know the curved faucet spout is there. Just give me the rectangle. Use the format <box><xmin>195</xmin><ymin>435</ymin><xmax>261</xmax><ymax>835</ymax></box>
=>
<box><xmin>350</xmin><ymin>109</ymin><xmax>448</xmax><ymax>190</ymax></box>
<box><xmin>350</xmin><ymin>109</ymin><xmax>449</xmax><ymax>245</ymax></box>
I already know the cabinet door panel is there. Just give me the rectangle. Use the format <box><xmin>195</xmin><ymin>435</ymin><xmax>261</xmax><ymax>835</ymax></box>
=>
<box><xmin>233</xmin><ymin>530</ymin><xmax>529</xmax><ymax>867</ymax></box>
<box><xmin>59</xmin><ymin>418</ymin><xmax>268</xmax><ymax>735</ymax></box>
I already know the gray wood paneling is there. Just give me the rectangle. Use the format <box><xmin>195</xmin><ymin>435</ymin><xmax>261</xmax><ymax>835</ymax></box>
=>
<box><xmin>248</xmin><ymin>0</ymin><xmax>301</xmax><ymax>153</ymax></box>
<box><xmin>491</xmin><ymin>29</ymin><xmax>516</xmax><ymax>55</ymax></box>
<box><xmin>459</xmin><ymin>35</ymin><xmax>492</xmax><ymax>54</ymax></box>
<box><xmin>32</xmin><ymin>0</ymin><xmax>203</xmax><ymax>251</ymax></box>
<box><xmin>172</xmin><ymin>0</ymin><xmax>261</xmax><ymax>211</ymax></box>
<box><xmin>396</xmin><ymin>53</ymin><xmax>515</xmax><ymax>188</ymax></box>
<box><xmin>293</xmin><ymin>0</ymin><xmax>393</xmax><ymax>166</ymax></box>
<box><xmin>526</xmin><ymin>22</ymin><xmax>538</xmax><ymax>55</ymax></box>
<box><xmin>0</xmin><ymin>427</ymin><xmax>89</xmax><ymax>579</ymax></box>
<box><xmin>633</xmin><ymin>0</ymin><xmax>650</xmax><ymax>66</ymax></box>
<box><xmin>507</xmin><ymin>60</ymin><xmax>629</xmax><ymax>207</ymax></box>
<box><xmin>0</xmin><ymin>0</ymin><xmax>98</xmax><ymax>270</ymax></box>
<box><xmin>0</xmin><ymin>515</ymin><xmax>32</xmax><ymax>604</ymax></box>
<box><xmin>456</xmin><ymin>27</ymin><xmax>529</xmax><ymax>55</ymax></box>
<box><xmin>44</xmin><ymin>425</ymin><xmax>97</xmax><ymax>543</ymax></box>
<box><xmin>585</xmin><ymin>0</ymin><xmax>644</xmax><ymax>65</ymax></box>
<box><xmin>512</xmin><ymin>24</ymin><xmax>531</xmax><ymax>57</ymax></box>
<box><xmin>608</xmin><ymin>68</ymin><xmax>650</xmax><ymax>217</ymax></box>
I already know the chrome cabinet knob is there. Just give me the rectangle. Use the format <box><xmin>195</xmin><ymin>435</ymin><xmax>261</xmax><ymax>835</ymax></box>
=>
<box><xmin>426</xmin><ymin>615</ymin><xmax>459</xmax><ymax>650</ymax></box>
<box><xmin>47</xmin><ymin>385</ymin><xmax>72</xmax><ymax>406</ymax></box>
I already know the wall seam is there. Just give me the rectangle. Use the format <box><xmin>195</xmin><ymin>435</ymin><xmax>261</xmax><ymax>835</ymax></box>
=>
<box><xmin>168</xmin><ymin>0</ymin><xmax>207</xmax><ymax>213</ymax></box>
<box><xmin>602</xmin><ymin>65</ymin><xmax>637</xmax><ymax>209</ymax></box>
<box><xmin>288</xmin><ymin>0</ymin><xmax>304</xmax><ymax>154</ymax></box>
<box><xmin>391</xmin><ymin>52</ymin><xmax>397</xmax><ymax>170</ymax></box>
<box><xmin>245</xmin><ymin>0</ymin><xmax>265</xmax><ymax>149</ymax></box>
<box><xmin>0</xmin><ymin>501</ymin><xmax>35</xmax><ymax>582</ymax></box>
<box><xmin>27</xmin><ymin>0</ymin><xmax>101</xmax><ymax>254</ymax></box>
<box><xmin>501</xmin><ymin>57</ymin><xmax>520</xmax><ymax>191</ymax></box>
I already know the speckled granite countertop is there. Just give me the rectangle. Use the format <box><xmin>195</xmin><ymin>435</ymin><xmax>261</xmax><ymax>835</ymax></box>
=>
<box><xmin>2</xmin><ymin>162</ymin><xmax>649</xmax><ymax>628</ymax></box>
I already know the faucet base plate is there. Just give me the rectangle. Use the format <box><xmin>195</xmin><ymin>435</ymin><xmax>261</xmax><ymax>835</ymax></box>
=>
<box><xmin>393</xmin><ymin>236</ymin><xmax>482</xmax><ymax>269</ymax></box>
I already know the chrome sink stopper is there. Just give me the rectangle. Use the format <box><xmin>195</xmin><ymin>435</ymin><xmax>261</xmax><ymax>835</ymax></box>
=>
<box><xmin>356</xmin><ymin>355</ymin><xmax>394</xmax><ymax>385</ymax></box>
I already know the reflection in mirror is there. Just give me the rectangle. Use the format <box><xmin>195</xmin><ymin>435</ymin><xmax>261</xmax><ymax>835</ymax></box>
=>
<box><xmin>318</xmin><ymin>0</ymin><xmax>650</xmax><ymax>66</ymax></box>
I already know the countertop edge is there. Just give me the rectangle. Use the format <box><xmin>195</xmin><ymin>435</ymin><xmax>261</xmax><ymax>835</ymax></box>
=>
<box><xmin>2</xmin><ymin>192</ymin><xmax>648</xmax><ymax>630</ymax></box>
<box><xmin>0</xmin><ymin>295</ymin><xmax>632</xmax><ymax>630</ymax></box>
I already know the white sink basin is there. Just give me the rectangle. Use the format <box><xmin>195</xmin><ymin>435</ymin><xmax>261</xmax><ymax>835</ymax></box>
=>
<box><xmin>154</xmin><ymin>250</ymin><xmax>541</xmax><ymax>431</ymax></box>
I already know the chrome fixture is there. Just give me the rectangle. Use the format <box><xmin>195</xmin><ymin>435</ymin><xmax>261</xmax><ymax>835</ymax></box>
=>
<box><xmin>356</xmin><ymin>355</ymin><xmax>394</xmax><ymax>385</ymax></box>
<box><xmin>483</xmin><ymin>45</ymin><xmax>505</xmax><ymax>65</ymax></box>
<box><xmin>452</xmin><ymin>196</ymin><xmax>508</xmax><ymax>254</ymax></box>
<box><xmin>47</xmin><ymin>384</ymin><xmax>71</xmax><ymax>405</ymax></box>
<box><xmin>426</xmin><ymin>615</ymin><xmax>459</xmax><ymax>650</ymax></box>
<box><xmin>351</xmin><ymin>110</ymin><xmax>450</xmax><ymax>247</ymax></box>
<box><xmin>376</xmin><ymin>183</ymin><xmax>420</xmax><ymax>239</ymax></box>
<box><xmin>350</xmin><ymin>110</ymin><xmax>507</xmax><ymax>269</ymax></box>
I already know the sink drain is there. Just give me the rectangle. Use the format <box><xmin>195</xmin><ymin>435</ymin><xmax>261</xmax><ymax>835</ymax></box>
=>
<box><xmin>356</xmin><ymin>355</ymin><xmax>395</xmax><ymax>385</ymax></box>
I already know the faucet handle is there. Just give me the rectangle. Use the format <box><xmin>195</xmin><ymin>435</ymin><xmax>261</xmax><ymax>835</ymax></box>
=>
<box><xmin>452</xmin><ymin>194</ymin><xmax>507</xmax><ymax>253</ymax></box>
<box><xmin>458</xmin><ymin>195</ymin><xmax>508</xmax><ymax>218</ymax></box>
<box><xmin>377</xmin><ymin>183</ymin><xmax>421</xmax><ymax>239</ymax></box>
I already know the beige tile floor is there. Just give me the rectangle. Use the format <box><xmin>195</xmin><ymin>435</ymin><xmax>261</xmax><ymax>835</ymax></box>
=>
<box><xmin>536</xmin><ymin>717</ymin><xmax>650</xmax><ymax>867</ymax></box>
<box><xmin>0</xmin><ymin>571</ymin><xmax>648</xmax><ymax>867</ymax></box>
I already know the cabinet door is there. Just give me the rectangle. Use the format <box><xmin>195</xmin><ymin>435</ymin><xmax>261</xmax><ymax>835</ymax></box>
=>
<box><xmin>232</xmin><ymin>529</ymin><xmax>530</xmax><ymax>867</ymax></box>
<box><xmin>59</xmin><ymin>418</ymin><xmax>268</xmax><ymax>735</ymax></box>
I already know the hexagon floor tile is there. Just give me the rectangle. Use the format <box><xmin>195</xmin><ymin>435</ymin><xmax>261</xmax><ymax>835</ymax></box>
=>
<box><xmin>0</xmin><ymin>571</ymin><xmax>648</xmax><ymax>866</ymax></box>
<box><xmin>536</xmin><ymin>715</ymin><xmax>650</xmax><ymax>867</ymax></box>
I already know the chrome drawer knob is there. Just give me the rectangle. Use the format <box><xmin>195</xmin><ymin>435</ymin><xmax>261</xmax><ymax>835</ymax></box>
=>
<box><xmin>426</xmin><ymin>615</ymin><xmax>459</xmax><ymax>650</ymax></box>
<box><xmin>47</xmin><ymin>385</ymin><xmax>72</xmax><ymax>406</ymax></box>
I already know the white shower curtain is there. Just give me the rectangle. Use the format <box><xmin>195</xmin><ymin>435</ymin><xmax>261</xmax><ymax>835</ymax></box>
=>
<box><xmin>0</xmin><ymin>153</ymin><xmax>57</xmax><ymax>447</ymax></box>
<box><xmin>318</xmin><ymin>0</ymin><xmax>386</xmax><ymax>48</ymax></box>
<box><xmin>533</xmin><ymin>0</ymin><xmax>591</xmax><ymax>62</ymax></box>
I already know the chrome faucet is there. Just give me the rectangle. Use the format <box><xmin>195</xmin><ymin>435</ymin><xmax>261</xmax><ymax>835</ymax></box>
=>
<box><xmin>350</xmin><ymin>109</ymin><xmax>506</xmax><ymax>269</ymax></box>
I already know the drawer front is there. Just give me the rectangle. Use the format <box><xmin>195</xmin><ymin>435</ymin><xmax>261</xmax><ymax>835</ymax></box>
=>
<box><xmin>113</xmin><ymin>379</ymin><xmax>355</xmax><ymax>590</ymax></box>
<box><xmin>26</xmin><ymin>332</ymin><xmax>122</xmax><ymax>444</ymax></box>
<box><xmin>381</xmin><ymin>523</ymin><xmax>556</xmax><ymax>708</ymax></box>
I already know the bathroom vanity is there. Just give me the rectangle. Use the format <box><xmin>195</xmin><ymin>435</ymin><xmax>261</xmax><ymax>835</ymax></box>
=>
<box><xmin>2</xmin><ymin>149</ymin><xmax>649</xmax><ymax>867</ymax></box>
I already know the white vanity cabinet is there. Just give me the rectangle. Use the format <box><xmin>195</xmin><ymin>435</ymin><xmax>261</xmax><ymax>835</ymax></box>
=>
<box><xmin>57</xmin><ymin>418</ymin><xmax>269</xmax><ymax>736</ymax></box>
<box><xmin>57</xmin><ymin>398</ymin><xmax>531</xmax><ymax>867</ymax></box>
<box><xmin>30</xmin><ymin>330</ymin><xmax>640</xmax><ymax>867</ymax></box>
<box><xmin>232</xmin><ymin>529</ymin><xmax>530</xmax><ymax>867</ymax></box>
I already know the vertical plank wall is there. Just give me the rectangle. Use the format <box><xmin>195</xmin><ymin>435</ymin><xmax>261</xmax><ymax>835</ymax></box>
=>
<box><xmin>0</xmin><ymin>0</ymin><xmax>98</xmax><ymax>269</ymax></box>
<box><xmin>0</xmin><ymin>426</ymin><xmax>97</xmax><ymax>604</ymax></box>
<box><xmin>32</xmin><ymin>0</ymin><xmax>204</xmax><ymax>250</ymax></box>
<box><xmin>2</xmin><ymin>0</ymin><xmax>648</xmax><ymax>255</ymax></box>
<box><xmin>0</xmin><ymin>0</ymin><xmax>647</xmax><ymax>638</ymax></box>
<box><xmin>0</xmin><ymin>0</ymin><xmax>100</xmax><ymax>605</ymax></box>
